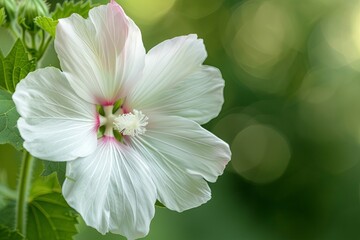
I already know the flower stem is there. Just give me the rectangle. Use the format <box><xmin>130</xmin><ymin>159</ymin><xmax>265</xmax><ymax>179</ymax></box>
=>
<box><xmin>37</xmin><ymin>35</ymin><xmax>52</xmax><ymax>61</ymax></box>
<box><xmin>15</xmin><ymin>150</ymin><xmax>34</xmax><ymax>236</ymax></box>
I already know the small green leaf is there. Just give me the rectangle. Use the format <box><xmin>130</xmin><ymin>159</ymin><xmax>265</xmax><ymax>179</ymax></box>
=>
<box><xmin>0</xmin><ymin>225</ymin><xmax>24</xmax><ymax>240</ymax></box>
<box><xmin>35</xmin><ymin>1</ymin><xmax>96</xmax><ymax>38</ymax></box>
<box><xmin>52</xmin><ymin>0</ymin><xmax>95</xmax><ymax>20</ymax></box>
<box><xmin>3</xmin><ymin>40</ymin><xmax>35</xmax><ymax>92</ymax></box>
<box><xmin>155</xmin><ymin>200</ymin><xmax>165</xmax><ymax>208</ymax></box>
<box><xmin>34</xmin><ymin>16</ymin><xmax>58</xmax><ymax>37</ymax></box>
<box><xmin>41</xmin><ymin>160</ymin><xmax>66</xmax><ymax>186</ymax></box>
<box><xmin>0</xmin><ymin>8</ymin><xmax>6</xmax><ymax>26</ymax></box>
<box><xmin>0</xmin><ymin>89</ymin><xmax>23</xmax><ymax>150</ymax></box>
<box><xmin>26</xmin><ymin>173</ymin><xmax>78</xmax><ymax>240</ymax></box>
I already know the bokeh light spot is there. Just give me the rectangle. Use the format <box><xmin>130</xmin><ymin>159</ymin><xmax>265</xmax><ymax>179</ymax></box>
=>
<box><xmin>178</xmin><ymin>0</ymin><xmax>224</xmax><ymax>19</ymax></box>
<box><xmin>231</xmin><ymin>124</ymin><xmax>291</xmax><ymax>183</ymax></box>
<box><xmin>225</xmin><ymin>0</ymin><xmax>300</xmax><ymax>94</ymax></box>
<box><xmin>120</xmin><ymin>0</ymin><xmax>176</xmax><ymax>24</ymax></box>
<box><xmin>213</xmin><ymin>113</ymin><xmax>256</xmax><ymax>144</ymax></box>
<box><xmin>315</xmin><ymin>2</ymin><xmax>360</xmax><ymax>70</ymax></box>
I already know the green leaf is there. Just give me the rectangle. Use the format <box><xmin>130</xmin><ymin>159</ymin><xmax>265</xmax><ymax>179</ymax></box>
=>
<box><xmin>34</xmin><ymin>16</ymin><xmax>58</xmax><ymax>37</ymax></box>
<box><xmin>35</xmin><ymin>1</ymin><xmax>96</xmax><ymax>38</ymax></box>
<box><xmin>0</xmin><ymin>201</ymin><xmax>15</xmax><ymax>228</ymax></box>
<box><xmin>0</xmin><ymin>51</ymin><xmax>6</xmax><ymax>91</ymax></box>
<box><xmin>155</xmin><ymin>200</ymin><xmax>165</xmax><ymax>208</ymax></box>
<box><xmin>0</xmin><ymin>225</ymin><xmax>24</xmax><ymax>240</ymax></box>
<box><xmin>0</xmin><ymin>89</ymin><xmax>23</xmax><ymax>150</ymax></box>
<box><xmin>2</xmin><ymin>40</ymin><xmax>35</xmax><ymax>92</ymax></box>
<box><xmin>52</xmin><ymin>0</ymin><xmax>94</xmax><ymax>20</ymax></box>
<box><xmin>0</xmin><ymin>8</ymin><xmax>6</xmax><ymax>27</ymax></box>
<box><xmin>41</xmin><ymin>160</ymin><xmax>66</xmax><ymax>186</ymax></box>
<box><xmin>0</xmin><ymin>40</ymin><xmax>35</xmax><ymax>92</ymax></box>
<box><xmin>26</xmin><ymin>173</ymin><xmax>78</xmax><ymax>240</ymax></box>
<box><xmin>0</xmin><ymin>168</ymin><xmax>16</xmax><ymax>211</ymax></box>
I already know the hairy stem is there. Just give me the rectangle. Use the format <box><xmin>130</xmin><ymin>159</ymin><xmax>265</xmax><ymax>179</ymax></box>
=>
<box><xmin>15</xmin><ymin>151</ymin><xmax>34</xmax><ymax>236</ymax></box>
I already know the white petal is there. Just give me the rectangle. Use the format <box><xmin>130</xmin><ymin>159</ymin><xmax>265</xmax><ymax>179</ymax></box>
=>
<box><xmin>126</xmin><ymin>34</ymin><xmax>207</xmax><ymax>110</ymax></box>
<box><xmin>144</xmin><ymin>115</ymin><xmax>231</xmax><ymax>182</ymax></box>
<box><xmin>127</xmin><ymin>115</ymin><xmax>231</xmax><ymax>212</ymax></box>
<box><xmin>132</xmin><ymin>65</ymin><xmax>225</xmax><ymax>124</ymax></box>
<box><xmin>55</xmin><ymin>2</ymin><xmax>145</xmax><ymax>105</ymax></box>
<box><xmin>13</xmin><ymin>67</ymin><xmax>98</xmax><ymax>161</ymax></box>
<box><xmin>63</xmin><ymin>137</ymin><xmax>156</xmax><ymax>239</ymax></box>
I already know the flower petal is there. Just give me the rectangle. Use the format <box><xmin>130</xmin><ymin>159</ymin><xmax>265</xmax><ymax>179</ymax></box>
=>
<box><xmin>132</xmin><ymin>65</ymin><xmax>225</xmax><ymax>124</ymax></box>
<box><xmin>126</xmin><ymin>34</ymin><xmax>207</xmax><ymax>111</ymax></box>
<box><xmin>55</xmin><ymin>2</ymin><xmax>145</xmax><ymax>105</ymax></box>
<box><xmin>130</xmin><ymin>137</ymin><xmax>211</xmax><ymax>212</ymax></box>
<box><xmin>127</xmin><ymin>115</ymin><xmax>231</xmax><ymax>212</ymax></box>
<box><xmin>145</xmin><ymin>115</ymin><xmax>231</xmax><ymax>182</ymax></box>
<box><xmin>13</xmin><ymin>67</ymin><xmax>97</xmax><ymax>161</ymax></box>
<box><xmin>63</xmin><ymin>137</ymin><xmax>156</xmax><ymax>239</ymax></box>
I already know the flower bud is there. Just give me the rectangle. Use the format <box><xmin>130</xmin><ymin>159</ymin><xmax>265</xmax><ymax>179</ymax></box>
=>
<box><xmin>18</xmin><ymin>0</ymin><xmax>49</xmax><ymax>32</ymax></box>
<box><xmin>0</xmin><ymin>0</ymin><xmax>16</xmax><ymax>26</ymax></box>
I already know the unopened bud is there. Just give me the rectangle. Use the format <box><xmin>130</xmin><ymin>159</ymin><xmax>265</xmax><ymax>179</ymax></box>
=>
<box><xmin>18</xmin><ymin>0</ymin><xmax>49</xmax><ymax>32</ymax></box>
<box><xmin>0</xmin><ymin>0</ymin><xmax>16</xmax><ymax>26</ymax></box>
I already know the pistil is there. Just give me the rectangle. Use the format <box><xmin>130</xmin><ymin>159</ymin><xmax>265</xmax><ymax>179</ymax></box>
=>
<box><xmin>103</xmin><ymin>105</ymin><xmax>115</xmax><ymax>137</ymax></box>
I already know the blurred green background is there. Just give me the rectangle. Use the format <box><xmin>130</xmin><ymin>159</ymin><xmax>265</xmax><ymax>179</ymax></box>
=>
<box><xmin>3</xmin><ymin>0</ymin><xmax>360</xmax><ymax>239</ymax></box>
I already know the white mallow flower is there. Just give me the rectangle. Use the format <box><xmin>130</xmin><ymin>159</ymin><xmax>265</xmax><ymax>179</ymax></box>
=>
<box><xmin>13</xmin><ymin>1</ymin><xmax>231</xmax><ymax>239</ymax></box>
